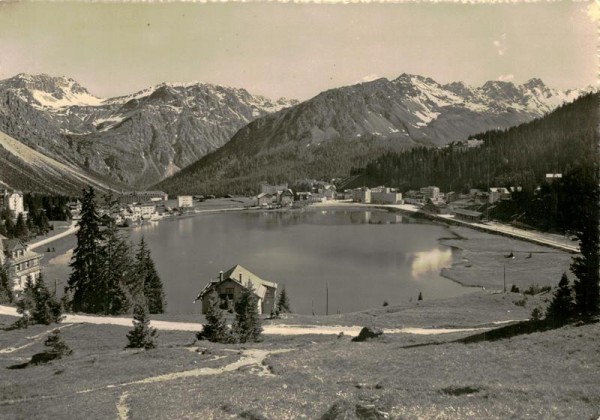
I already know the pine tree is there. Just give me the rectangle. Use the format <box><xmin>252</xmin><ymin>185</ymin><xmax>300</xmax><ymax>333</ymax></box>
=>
<box><xmin>232</xmin><ymin>281</ymin><xmax>263</xmax><ymax>343</ymax></box>
<box><xmin>546</xmin><ymin>273</ymin><xmax>574</xmax><ymax>326</ymax></box>
<box><xmin>14</xmin><ymin>213</ymin><xmax>28</xmax><ymax>239</ymax></box>
<box><xmin>198</xmin><ymin>290</ymin><xmax>232</xmax><ymax>343</ymax></box>
<box><xmin>571</xmin><ymin>165</ymin><xmax>600</xmax><ymax>319</ymax></box>
<box><xmin>418</xmin><ymin>292</ymin><xmax>423</xmax><ymax>301</ymax></box>
<box><xmin>97</xmin><ymin>220</ymin><xmax>132</xmax><ymax>315</ymax></box>
<box><xmin>44</xmin><ymin>329</ymin><xmax>73</xmax><ymax>358</ymax></box>
<box><xmin>276</xmin><ymin>286</ymin><xmax>292</xmax><ymax>314</ymax></box>
<box><xmin>131</xmin><ymin>238</ymin><xmax>166</xmax><ymax>314</ymax></box>
<box><xmin>126</xmin><ymin>304</ymin><xmax>157</xmax><ymax>350</ymax></box>
<box><xmin>31</xmin><ymin>275</ymin><xmax>63</xmax><ymax>325</ymax></box>
<box><xmin>15</xmin><ymin>276</ymin><xmax>37</xmax><ymax>327</ymax></box>
<box><xmin>0</xmin><ymin>263</ymin><xmax>13</xmax><ymax>304</ymax></box>
<box><xmin>66</xmin><ymin>187</ymin><xmax>103</xmax><ymax>313</ymax></box>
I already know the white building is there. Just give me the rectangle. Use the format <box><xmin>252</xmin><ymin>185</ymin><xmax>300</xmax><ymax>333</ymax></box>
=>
<box><xmin>352</xmin><ymin>188</ymin><xmax>371</xmax><ymax>203</ymax></box>
<box><xmin>420</xmin><ymin>186</ymin><xmax>440</xmax><ymax>202</ymax></box>
<box><xmin>1</xmin><ymin>189</ymin><xmax>25</xmax><ymax>218</ymax></box>
<box><xmin>140</xmin><ymin>203</ymin><xmax>157</xmax><ymax>219</ymax></box>
<box><xmin>371</xmin><ymin>187</ymin><xmax>403</xmax><ymax>204</ymax></box>
<box><xmin>178</xmin><ymin>196</ymin><xmax>193</xmax><ymax>208</ymax></box>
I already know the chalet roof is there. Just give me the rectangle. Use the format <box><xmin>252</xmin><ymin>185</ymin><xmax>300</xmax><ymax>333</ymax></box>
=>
<box><xmin>257</xmin><ymin>193</ymin><xmax>272</xmax><ymax>199</ymax></box>
<box><xmin>5</xmin><ymin>239</ymin><xmax>26</xmax><ymax>252</ymax></box>
<box><xmin>198</xmin><ymin>264</ymin><xmax>278</xmax><ymax>301</ymax></box>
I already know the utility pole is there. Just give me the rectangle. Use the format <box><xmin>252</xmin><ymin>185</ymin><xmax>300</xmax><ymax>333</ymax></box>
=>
<box><xmin>326</xmin><ymin>281</ymin><xmax>329</xmax><ymax>316</ymax></box>
<box><xmin>503</xmin><ymin>264</ymin><xmax>506</xmax><ymax>293</ymax></box>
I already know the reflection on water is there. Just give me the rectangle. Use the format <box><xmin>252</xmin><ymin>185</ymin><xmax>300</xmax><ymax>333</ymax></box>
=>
<box><xmin>411</xmin><ymin>248</ymin><xmax>453</xmax><ymax>278</ymax></box>
<box><xmin>127</xmin><ymin>210</ymin><xmax>470</xmax><ymax>314</ymax></box>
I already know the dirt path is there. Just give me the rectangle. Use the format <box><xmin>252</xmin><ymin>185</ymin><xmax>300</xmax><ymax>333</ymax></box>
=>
<box><xmin>29</xmin><ymin>221</ymin><xmax>78</xmax><ymax>251</ymax></box>
<box><xmin>0</xmin><ymin>324</ymin><xmax>77</xmax><ymax>354</ymax></box>
<box><xmin>0</xmin><ymin>305</ymin><xmax>503</xmax><ymax>336</ymax></box>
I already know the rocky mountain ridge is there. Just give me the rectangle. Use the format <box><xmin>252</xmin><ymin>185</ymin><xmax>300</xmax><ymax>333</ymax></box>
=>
<box><xmin>0</xmin><ymin>73</ymin><xmax>297</xmax><ymax>191</ymax></box>
<box><xmin>156</xmin><ymin>74</ymin><xmax>590</xmax><ymax>195</ymax></box>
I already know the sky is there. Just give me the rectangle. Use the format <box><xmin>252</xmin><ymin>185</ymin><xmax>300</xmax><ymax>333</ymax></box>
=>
<box><xmin>0</xmin><ymin>1</ymin><xmax>596</xmax><ymax>101</ymax></box>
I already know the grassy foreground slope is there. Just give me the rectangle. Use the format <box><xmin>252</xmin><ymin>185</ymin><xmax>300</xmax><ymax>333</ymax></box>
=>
<box><xmin>1</xmin><ymin>291</ymin><xmax>598</xmax><ymax>419</ymax></box>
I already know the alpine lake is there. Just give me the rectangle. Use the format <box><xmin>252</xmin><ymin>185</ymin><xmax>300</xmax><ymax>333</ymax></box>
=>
<box><xmin>42</xmin><ymin>208</ymin><xmax>473</xmax><ymax>315</ymax></box>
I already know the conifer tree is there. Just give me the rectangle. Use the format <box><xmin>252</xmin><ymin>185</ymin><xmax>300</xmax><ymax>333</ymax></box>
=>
<box><xmin>126</xmin><ymin>304</ymin><xmax>157</xmax><ymax>350</ymax></box>
<box><xmin>232</xmin><ymin>281</ymin><xmax>262</xmax><ymax>343</ymax></box>
<box><xmin>418</xmin><ymin>292</ymin><xmax>423</xmax><ymax>301</ymax></box>
<box><xmin>31</xmin><ymin>274</ymin><xmax>62</xmax><ymax>325</ymax></box>
<box><xmin>276</xmin><ymin>286</ymin><xmax>292</xmax><ymax>314</ymax></box>
<box><xmin>131</xmin><ymin>237</ymin><xmax>166</xmax><ymax>314</ymax></box>
<box><xmin>66</xmin><ymin>187</ymin><xmax>103</xmax><ymax>313</ymax></box>
<box><xmin>14</xmin><ymin>213</ymin><xmax>28</xmax><ymax>239</ymax></box>
<box><xmin>15</xmin><ymin>276</ymin><xmax>37</xmax><ymax>327</ymax></box>
<box><xmin>97</xmin><ymin>220</ymin><xmax>132</xmax><ymax>315</ymax></box>
<box><xmin>571</xmin><ymin>166</ymin><xmax>600</xmax><ymax>319</ymax></box>
<box><xmin>0</xmin><ymin>263</ymin><xmax>13</xmax><ymax>304</ymax></box>
<box><xmin>546</xmin><ymin>273</ymin><xmax>574</xmax><ymax>326</ymax></box>
<box><xmin>44</xmin><ymin>329</ymin><xmax>73</xmax><ymax>358</ymax></box>
<box><xmin>198</xmin><ymin>290</ymin><xmax>232</xmax><ymax>342</ymax></box>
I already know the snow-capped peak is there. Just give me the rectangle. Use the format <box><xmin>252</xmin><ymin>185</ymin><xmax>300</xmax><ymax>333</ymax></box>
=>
<box><xmin>2</xmin><ymin>73</ymin><xmax>104</xmax><ymax>109</ymax></box>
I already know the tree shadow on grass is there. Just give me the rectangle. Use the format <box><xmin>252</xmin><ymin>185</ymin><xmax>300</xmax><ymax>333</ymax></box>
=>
<box><xmin>457</xmin><ymin>318</ymin><xmax>598</xmax><ymax>344</ymax></box>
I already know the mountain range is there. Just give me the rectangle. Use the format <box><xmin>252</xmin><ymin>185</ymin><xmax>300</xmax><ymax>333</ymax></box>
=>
<box><xmin>156</xmin><ymin>74</ymin><xmax>588</xmax><ymax>195</ymax></box>
<box><xmin>0</xmin><ymin>73</ymin><xmax>589</xmax><ymax>195</ymax></box>
<box><xmin>0</xmin><ymin>73</ymin><xmax>296</xmax><ymax>193</ymax></box>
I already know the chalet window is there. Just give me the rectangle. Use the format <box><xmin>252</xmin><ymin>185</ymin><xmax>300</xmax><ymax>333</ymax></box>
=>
<box><xmin>16</xmin><ymin>264</ymin><xmax>20</xmax><ymax>271</ymax></box>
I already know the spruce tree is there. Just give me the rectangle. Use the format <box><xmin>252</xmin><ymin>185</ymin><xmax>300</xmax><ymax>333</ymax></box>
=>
<box><xmin>0</xmin><ymin>263</ymin><xmax>13</xmax><ymax>304</ymax></box>
<box><xmin>131</xmin><ymin>237</ymin><xmax>166</xmax><ymax>314</ymax></box>
<box><xmin>570</xmin><ymin>170</ymin><xmax>600</xmax><ymax>319</ymax></box>
<box><xmin>546</xmin><ymin>273</ymin><xmax>574</xmax><ymax>326</ymax></box>
<box><xmin>126</xmin><ymin>304</ymin><xmax>157</xmax><ymax>350</ymax></box>
<box><xmin>31</xmin><ymin>274</ymin><xmax>63</xmax><ymax>325</ymax></box>
<box><xmin>14</xmin><ymin>213</ymin><xmax>28</xmax><ymax>239</ymax></box>
<box><xmin>15</xmin><ymin>276</ymin><xmax>37</xmax><ymax>327</ymax></box>
<box><xmin>66</xmin><ymin>187</ymin><xmax>103</xmax><ymax>313</ymax></box>
<box><xmin>232</xmin><ymin>281</ymin><xmax>262</xmax><ymax>343</ymax></box>
<box><xmin>198</xmin><ymin>290</ymin><xmax>232</xmax><ymax>343</ymax></box>
<box><xmin>97</xmin><ymin>220</ymin><xmax>132</xmax><ymax>315</ymax></box>
<box><xmin>44</xmin><ymin>329</ymin><xmax>73</xmax><ymax>358</ymax></box>
<box><xmin>276</xmin><ymin>286</ymin><xmax>292</xmax><ymax>314</ymax></box>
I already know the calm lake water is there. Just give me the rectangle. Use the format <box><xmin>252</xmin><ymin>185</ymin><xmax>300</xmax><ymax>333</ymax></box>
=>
<box><xmin>120</xmin><ymin>209</ymin><xmax>471</xmax><ymax>315</ymax></box>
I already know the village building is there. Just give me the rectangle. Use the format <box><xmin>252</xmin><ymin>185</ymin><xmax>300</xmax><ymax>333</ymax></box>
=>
<box><xmin>352</xmin><ymin>187</ymin><xmax>371</xmax><ymax>203</ymax></box>
<box><xmin>295</xmin><ymin>192</ymin><xmax>312</xmax><ymax>202</ymax></box>
<box><xmin>119</xmin><ymin>191</ymin><xmax>168</xmax><ymax>204</ymax></box>
<box><xmin>0</xmin><ymin>189</ymin><xmax>25</xmax><ymax>219</ymax></box>
<box><xmin>403</xmin><ymin>190</ymin><xmax>425</xmax><ymax>205</ymax></box>
<box><xmin>256</xmin><ymin>192</ymin><xmax>274</xmax><ymax>207</ymax></box>
<box><xmin>196</xmin><ymin>265</ymin><xmax>278</xmax><ymax>315</ymax></box>
<box><xmin>419</xmin><ymin>186</ymin><xmax>440</xmax><ymax>202</ymax></box>
<box><xmin>453</xmin><ymin>208</ymin><xmax>483</xmax><ymax>222</ymax></box>
<box><xmin>0</xmin><ymin>235</ymin><xmax>42</xmax><ymax>294</ymax></box>
<box><xmin>422</xmin><ymin>200</ymin><xmax>453</xmax><ymax>215</ymax></box>
<box><xmin>177</xmin><ymin>196</ymin><xmax>193</xmax><ymax>208</ymax></box>
<box><xmin>259</xmin><ymin>182</ymin><xmax>289</xmax><ymax>196</ymax></box>
<box><xmin>489</xmin><ymin>187</ymin><xmax>511</xmax><ymax>203</ymax></box>
<box><xmin>445</xmin><ymin>192</ymin><xmax>458</xmax><ymax>203</ymax></box>
<box><xmin>319</xmin><ymin>185</ymin><xmax>337</xmax><ymax>201</ymax></box>
<box><xmin>140</xmin><ymin>203</ymin><xmax>157</xmax><ymax>220</ymax></box>
<box><xmin>277</xmin><ymin>189</ymin><xmax>295</xmax><ymax>207</ymax></box>
<box><xmin>371</xmin><ymin>187</ymin><xmax>403</xmax><ymax>204</ymax></box>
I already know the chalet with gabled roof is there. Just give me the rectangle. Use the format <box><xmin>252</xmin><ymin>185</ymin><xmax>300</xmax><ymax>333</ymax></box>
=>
<box><xmin>196</xmin><ymin>265</ymin><xmax>278</xmax><ymax>315</ymax></box>
<box><xmin>0</xmin><ymin>235</ymin><xmax>42</xmax><ymax>294</ymax></box>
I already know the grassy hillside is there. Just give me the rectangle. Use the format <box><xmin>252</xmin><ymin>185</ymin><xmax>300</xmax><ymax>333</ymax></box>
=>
<box><xmin>1</xmin><ymin>292</ymin><xmax>598</xmax><ymax>419</ymax></box>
